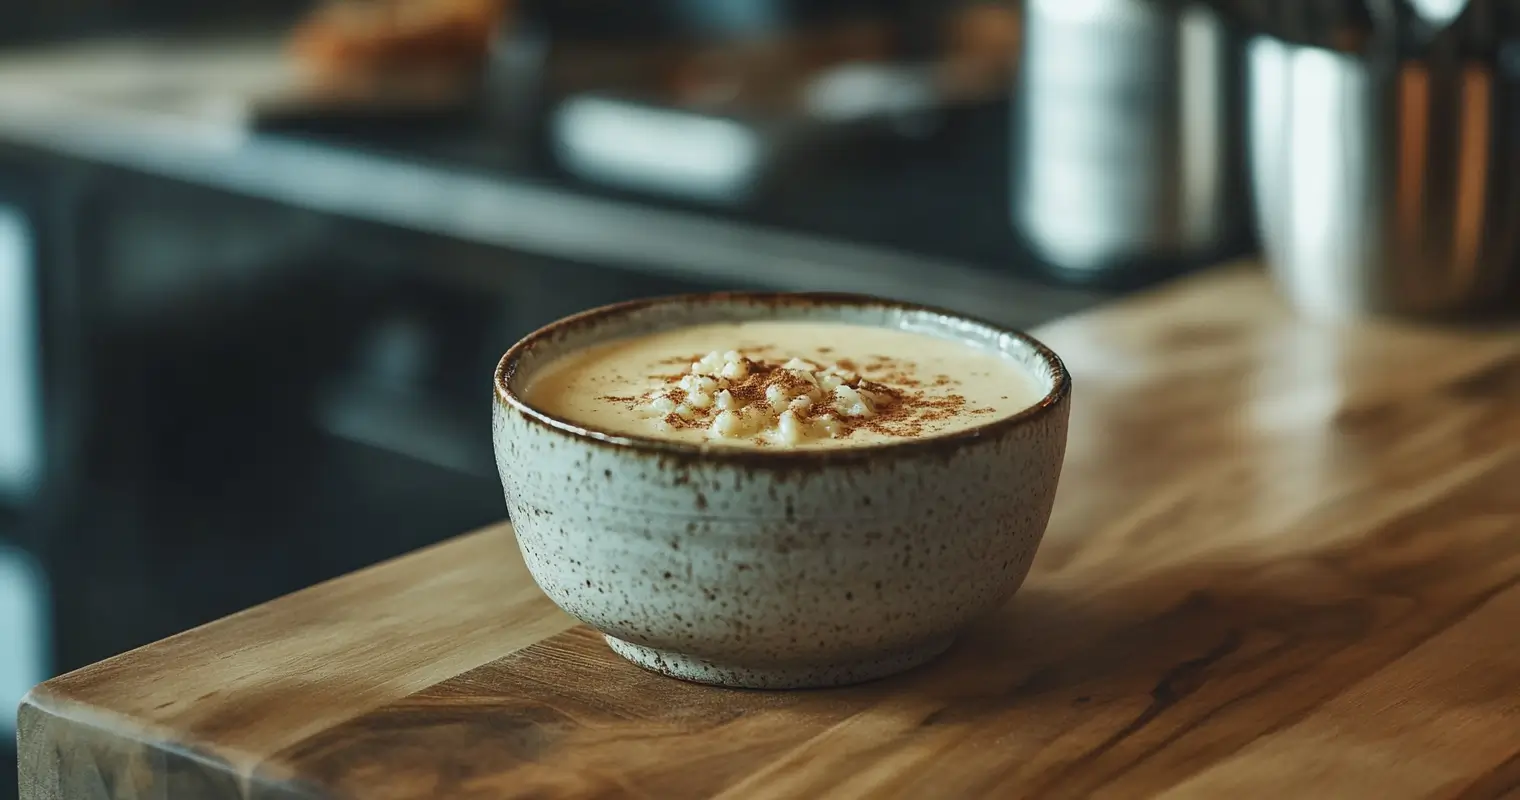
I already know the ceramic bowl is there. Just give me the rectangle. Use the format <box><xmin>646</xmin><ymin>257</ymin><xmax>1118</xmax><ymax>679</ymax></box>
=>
<box><xmin>492</xmin><ymin>294</ymin><xmax>1071</xmax><ymax>689</ymax></box>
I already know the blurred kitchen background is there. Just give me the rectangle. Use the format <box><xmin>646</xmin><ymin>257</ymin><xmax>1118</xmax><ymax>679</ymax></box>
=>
<box><xmin>2</xmin><ymin>0</ymin><xmax>1518</xmax><ymax>792</ymax></box>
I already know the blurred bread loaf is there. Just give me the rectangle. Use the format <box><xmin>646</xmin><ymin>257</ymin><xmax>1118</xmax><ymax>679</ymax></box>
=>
<box><xmin>289</xmin><ymin>0</ymin><xmax>510</xmax><ymax>79</ymax></box>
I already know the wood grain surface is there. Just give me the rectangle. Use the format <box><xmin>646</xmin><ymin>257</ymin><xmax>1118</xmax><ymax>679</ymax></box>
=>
<box><xmin>19</xmin><ymin>264</ymin><xmax>1520</xmax><ymax>799</ymax></box>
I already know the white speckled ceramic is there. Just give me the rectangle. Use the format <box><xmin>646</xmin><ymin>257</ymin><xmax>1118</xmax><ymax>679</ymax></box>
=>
<box><xmin>492</xmin><ymin>294</ymin><xmax>1070</xmax><ymax>689</ymax></box>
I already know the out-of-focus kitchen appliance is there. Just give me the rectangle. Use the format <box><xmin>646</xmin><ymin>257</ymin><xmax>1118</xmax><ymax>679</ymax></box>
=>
<box><xmin>1242</xmin><ymin>0</ymin><xmax>1520</xmax><ymax>319</ymax></box>
<box><xmin>1011</xmin><ymin>0</ymin><xmax>1250</xmax><ymax>286</ymax></box>
<box><xmin>505</xmin><ymin>0</ymin><xmax>1023</xmax><ymax>204</ymax></box>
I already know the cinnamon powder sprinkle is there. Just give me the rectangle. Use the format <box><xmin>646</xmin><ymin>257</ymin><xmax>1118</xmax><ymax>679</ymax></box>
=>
<box><xmin>602</xmin><ymin>348</ymin><xmax>991</xmax><ymax>442</ymax></box>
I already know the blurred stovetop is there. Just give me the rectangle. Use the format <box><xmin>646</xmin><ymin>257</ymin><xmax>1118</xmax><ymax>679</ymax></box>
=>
<box><xmin>0</xmin><ymin>36</ymin><xmax>1164</xmax><ymax>326</ymax></box>
<box><xmin>288</xmin><ymin>102</ymin><xmax>1025</xmax><ymax>270</ymax></box>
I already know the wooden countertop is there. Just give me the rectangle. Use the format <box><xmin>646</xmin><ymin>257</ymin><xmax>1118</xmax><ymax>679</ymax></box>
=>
<box><xmin>20</xmin><ymin>264</ymin><xmax>1520</xmax><ymax>799</ymax></box>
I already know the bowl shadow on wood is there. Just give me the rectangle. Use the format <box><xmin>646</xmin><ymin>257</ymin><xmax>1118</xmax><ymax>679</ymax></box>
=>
<box><xmin>893</xmin><ymin>559</ymin><xmax>1390</xmax><ymax>715</ymax></box>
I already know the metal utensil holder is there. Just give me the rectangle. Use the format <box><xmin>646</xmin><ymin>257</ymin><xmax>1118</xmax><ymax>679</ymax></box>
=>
<box><xmin>1243</xmin><ymin>0</ymin><xmax>1520</xmax><ymax>318</ymax></box>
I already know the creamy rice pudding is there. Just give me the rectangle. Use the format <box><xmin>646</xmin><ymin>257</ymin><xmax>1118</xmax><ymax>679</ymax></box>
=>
<box><xmin>522</xmin><ymin>320</ymin><xmax>1046</xmax><ymax>449</ymax></box>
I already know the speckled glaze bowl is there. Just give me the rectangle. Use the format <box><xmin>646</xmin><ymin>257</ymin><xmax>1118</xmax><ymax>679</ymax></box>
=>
<box><xmin>492</xmin><ymin>294</ymin><xmax>1070</xmax><ymax>689</ymax></box>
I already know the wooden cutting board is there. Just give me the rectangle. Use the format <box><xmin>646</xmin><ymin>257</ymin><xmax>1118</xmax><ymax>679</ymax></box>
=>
<box><xmin>19</xmin><ymin>264</ymin><xmax>1520</xmax><ymax>799</ymax></box>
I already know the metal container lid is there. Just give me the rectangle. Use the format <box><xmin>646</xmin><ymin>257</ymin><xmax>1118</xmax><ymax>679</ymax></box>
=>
<box><xmin>1225</xmin><ymin>0</ymin><xmax>1520</xmax><ymax>56</ymax></box>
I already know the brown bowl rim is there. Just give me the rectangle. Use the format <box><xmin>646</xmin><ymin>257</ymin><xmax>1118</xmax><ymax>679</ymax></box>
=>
<box><xmin>494</xmin><ymin>292</ymin><xmax>1070</xmax><ymax>464</ymax></box>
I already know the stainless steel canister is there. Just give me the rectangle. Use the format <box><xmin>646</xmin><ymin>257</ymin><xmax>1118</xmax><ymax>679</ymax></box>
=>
<box><xmin>1243</xmin><ymin>0</ymin><xmax>1520</xmax><ymax>319</ymax></box>
<box><xmin>1012</xmin><ymin>0</ymin><xmax>1249</xmax><ymax>284</ymax></box>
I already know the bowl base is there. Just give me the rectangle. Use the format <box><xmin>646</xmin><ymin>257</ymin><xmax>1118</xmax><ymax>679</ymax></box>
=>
<box><xmin>603</xmin><ymin>634</ymin><xmax>956</xmax><ymax>690</ymax></box>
